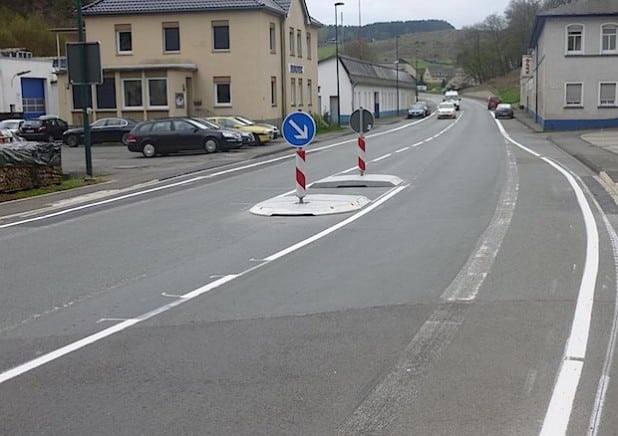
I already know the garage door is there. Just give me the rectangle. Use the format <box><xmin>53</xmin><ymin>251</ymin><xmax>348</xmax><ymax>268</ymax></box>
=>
<box><xmin>21</xmin><ymin>78</ymin><xmax>46</xmax><ymax>119</ymax></box>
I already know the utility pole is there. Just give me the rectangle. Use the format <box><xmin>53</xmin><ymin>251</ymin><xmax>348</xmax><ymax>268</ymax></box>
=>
<box><xmin>335</xmin><ymin>2</ymin><xmax>344</xmax><ymax>126</ymax></box>
<box><xmin>395</xmin><ymin>36</ymin><xmax>399</xmax><ymax>116</ymax></box>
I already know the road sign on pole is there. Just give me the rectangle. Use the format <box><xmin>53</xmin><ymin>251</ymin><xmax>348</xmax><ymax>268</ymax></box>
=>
<box><xmin>350</xmin><ymin>108</ymin><xmax>374</xmax><ymax>133</ymax></box>
<box><xmin>282</xmin><ymin>111</ymin><xmax>316</xmax><ymax>148</ymax></box>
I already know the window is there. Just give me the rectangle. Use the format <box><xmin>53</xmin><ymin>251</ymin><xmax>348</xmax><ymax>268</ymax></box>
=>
<box><xmin>213</xmin><ymin>22</ymin><xmax>230</xmax><ymax>50</ymax></box>
<box><xmin>291</xmin><ymin>78</ymin><xmax>296</xmax><ymax>105</ymax></box>
<box><xmin>600</xmin><ymin>82</ymin><xmax>617</xmax><ymax>106</ymax></box>
<box><xmin>297</xmin><ymin>30</ymin><xmax>302</xmax><ymax>58</ymax></box>
<box><xmin>72</xmin><ymin>85</ymin><xmax>93</xmax><ymax>109</ymax></box>
<box><xmin>269</xmin><ymin>23</ymin><xmax>276</xmax><ymax>53</ymax></box>
<box><xmin>123</xmin><ymin>79</ymin><xmax>143</xmax><ymax>108</ymax></box>
<box><xmin>116</xmin><ymin>25</ymin><xmax>132</xmax><ymax>54</ymax></box>
<box><xmin>567</xmin><ymin>24</ymin><xmax>583</xmax><ymax>53</ymax></box>
<box><xmin>306</xmin><ymin>34</ymin><xmax>312</xmax><ymax>60</ymax></box>
<box><xmin>289</xmin><ymin>28</ymin><xmax>295</xmax><ymax>56</ymax></box>
<box><xmin>602</xmin><ymin>24</ymin><xmax>617</xmax><ymax>52</ymax></box>
<box><xmin>96</xmin><ymin>78</ymin><xmax>116</xmax><ymax>109</ymax></box>
<box><xmin>163</xmin><ymin>23</ymin><xmax>180</xmax><ymax>52</ymax></box>
<box><xmin>565</xmin><ymin>83</ymin><xmax>583</xmax><ymax>106</ymax></box>
<box><xmin>174</xmin><ymin>120</ymin><xmax>196</xmax><ymax>131</ymax></box>
<box><xmin>307</xmin><ymin>79</ymin><xmax>312</xmax><ymax>106</ymax></box>
<box><xmin>298</xmin><ymin>78</ymin><xmax>303</xmax><ymax>105</ymax></box>
<box><xmin>214</xmin><ymin>77</ymin><xmax>231</xmax><ymax>105</ymax></box>
<box><xmin>148</xmin><ymin>78</ymin><xmax>168</xmax><ymax>107</ymax></box>
<box><xmin>271</xmin><ymin>76</ymin><xmax>277</xmax><ymax>106</ymax></box>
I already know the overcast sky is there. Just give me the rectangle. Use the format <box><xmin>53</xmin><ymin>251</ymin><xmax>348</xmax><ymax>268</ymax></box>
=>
<box><xmin>304</xmin><ymin>0</ymin><xmax>513</xmax><ymax>29</ymax></box>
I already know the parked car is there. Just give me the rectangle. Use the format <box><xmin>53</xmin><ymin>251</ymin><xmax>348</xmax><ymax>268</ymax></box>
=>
<box><xmin>126</xmin><ymin>117</ymin><xmax>244</xmax><ymax>157</ymax></box>
<box><xmin>0</xmin><ymin>119</ymin><xmax>24</xmax><ymax>136</ymax></box>
<box><xmin>194</xmin><ymin>117</ymin><xmax>257</xmax><ymax>146</ymax></box>
<box><xmin>63</xmin><ymin>117</ymin><xmax>138</xmax><ymax>147</ymax></box>
<box><xmin>232</xmin><ymin>115</ymin><xmax>280</xmax><ymax>139</ymax></box>
<box><xmin>437</xmin><ymin>101</ymin><xmax>457</xmax><ymax>119</ymax></box>
<box><xmin>487</xmin><ymin>95</ymin><xmax>502</xmax><ymax>110</ymax></box>
<box><xmin>494</xmin><ymin>103</ymin><xmax>514</xmax><ymax>119</ymax></box>
<box><xmin>207</xmin><ymin>116</ymin><xmax>274</xmax><ymax>145</ymax></box>
<box><xmin>18</xmin><ymin>115</ymin><xmax>69</xmax><ymax>142</ymax></box>
<box><xmin>407</xmin><ymin>102</ymin><xmax>430</xmax><ymax>118</ymax></box>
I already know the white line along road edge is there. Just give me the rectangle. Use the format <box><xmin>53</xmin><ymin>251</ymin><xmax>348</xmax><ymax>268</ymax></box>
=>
<box><xmin>494</xmin><ymin>119</ymin><xmax>600</xmax><ymax>436</ymax></box>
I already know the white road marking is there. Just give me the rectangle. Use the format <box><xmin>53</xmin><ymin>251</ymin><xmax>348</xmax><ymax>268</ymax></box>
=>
<box><xmin>372</xmin><ymin>153</ymin><xmax>392</xmax><ymax>162</ymax></box>
<box><xmin>441</xmin><ymin>145</ymin><xmax>518</xmax><ymax>301</ymax></box>
<box><xmin>494</xmin><ymin>118</ymin><xmax>600</xmax><ymax>436</ymax></box>
<box><xmin>0</xmin><ymin>185</ymin><xmax>407</xmax><ymax>385</ymax></box>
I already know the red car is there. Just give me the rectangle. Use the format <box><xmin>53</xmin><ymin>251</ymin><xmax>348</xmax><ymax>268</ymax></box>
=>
<box><xmin>488</xmin><ymin>95</ymin><xmax>502</xmax><ymax>110</ymax></box>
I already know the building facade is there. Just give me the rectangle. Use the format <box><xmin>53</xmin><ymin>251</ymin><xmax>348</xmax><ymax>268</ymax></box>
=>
<box><xmin>318</xmin><ymin>55</ymin><xmax>417</xmax><ymax>124</ymax></box>
<box><xmin>522</xmin><ymin>0</ymin><xmax>618</xmax><ymax>130</ymax></box>
<box><xmin>0</xmin><ymin>48</ymin><xmax>58</xmax><ymax>119</ymax></box>
<box><xmin>56</xmin><ymin>0</ymin><xmax>321</xmax><ymax>126</ymax></box>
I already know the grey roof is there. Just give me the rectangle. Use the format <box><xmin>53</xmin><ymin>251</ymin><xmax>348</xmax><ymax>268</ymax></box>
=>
<box><xmin>530</xmin><ymin>0</ymin><xmax>618</xmax><ymax>47</ymax></box>
<box><xmin>540</xmin><ymin>0</ymin><xmax>618</xmax><ymax>16</ymax></box>
<box><xmin>339</xmin><ymin>56</ymin><xmax>416</xmax><ymax>89</ymax></box>
<box><xmin>82</xmin><ymin>0</ymin><xmax>288</xmax><ymax>16</ymax></box>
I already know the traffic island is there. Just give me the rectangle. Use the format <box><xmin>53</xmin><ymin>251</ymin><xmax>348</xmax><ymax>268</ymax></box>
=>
<box><xmin>249</xmin><ymin>194</ymin><xmax>370</xmax><ymax>216</ymax></box>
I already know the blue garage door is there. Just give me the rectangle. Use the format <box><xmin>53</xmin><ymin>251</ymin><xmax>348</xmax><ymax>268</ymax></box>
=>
<box><xmin>21</xmin><ymin>78</ymin><xmax>46</xmax><ymax>119</ymax></box>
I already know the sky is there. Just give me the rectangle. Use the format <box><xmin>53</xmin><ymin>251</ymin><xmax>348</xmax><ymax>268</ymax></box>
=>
<box><xmin>304</xmin><ymin>0</ymin><xmax>513</xmax><ymax>29</ymax></box>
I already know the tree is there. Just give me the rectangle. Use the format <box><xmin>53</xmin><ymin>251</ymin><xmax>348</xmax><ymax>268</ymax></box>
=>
<box><xmin>341</xmin><ymin>38</ymin><xmax>377</xmax><ymax>62</ymax></box>
<box><xmin>541</xmin><ymin>0</ymin><xmax>574</xmax><ymax>10</ymax></box>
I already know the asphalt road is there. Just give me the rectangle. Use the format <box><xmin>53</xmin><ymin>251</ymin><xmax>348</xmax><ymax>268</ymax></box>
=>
<box><xmin>2</xmin><ymin>98</ymin><xmax>618</xmax><ymax>435</ymax></box>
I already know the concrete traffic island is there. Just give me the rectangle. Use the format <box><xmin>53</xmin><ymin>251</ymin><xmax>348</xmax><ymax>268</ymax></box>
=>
<box><xmin>311</xmin><ymin>174</ymin><xmax>403</xmax><ymax>188</ymax></box>
<box><xmin>249</xmin><ymin>194</ymin><xmax>370</xmax><ymax>216</ymax></box>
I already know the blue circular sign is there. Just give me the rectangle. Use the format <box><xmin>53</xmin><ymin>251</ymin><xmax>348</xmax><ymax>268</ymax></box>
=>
<box><xmin>282</xmin><ymin>111</ymin><xmax>316</xmax><ymax>147</ymax></box>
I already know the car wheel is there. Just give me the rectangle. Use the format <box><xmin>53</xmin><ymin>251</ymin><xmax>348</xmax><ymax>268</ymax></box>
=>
<box><xmin>66</xmin><ymin>134</ymin><xmax>79</xmax><ymax>147</ymax></box>
<box><xmin>142</xmin><ymin>143</ymin><xmax>156</xmax><ymax>158</ymax></box>
<box><xmin>121</xmin><ymin>132</ymin><xmax>130</xmax><ymax>145</ymax></box>
<box><xmin>204</xmin><ymin>137</ymin><xmax>219</xmax><ymax>153</ymax></box>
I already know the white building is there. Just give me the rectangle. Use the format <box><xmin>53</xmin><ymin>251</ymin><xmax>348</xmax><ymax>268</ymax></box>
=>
<box><xmin>522</xmin><ymin>0</ymin><xmax>618</xmax><ymax>130</ymax></box>
<box><xmin>0</xmin><ymin>48</ymin><xmax>58</xmax><ymax>119</ymax></box>
<box><xmin>318</xmin><ymin>54</ymin><xmax>416</xmax><ymax>124</ymax></box>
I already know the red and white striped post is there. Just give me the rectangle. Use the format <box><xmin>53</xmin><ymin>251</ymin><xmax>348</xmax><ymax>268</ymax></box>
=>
<box><xmin>295</xmin><ymin>147</ymin><xmax>306</xmax><ymax>203</ymax></box>
<box><xmin>358</xmin><ymin>135</ymin><xmax>366</xmax><ymax>176</ymax></box>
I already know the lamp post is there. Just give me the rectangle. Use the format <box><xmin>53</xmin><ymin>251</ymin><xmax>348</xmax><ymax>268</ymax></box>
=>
<box><xmin>414</xmin><ymin>41</ymin><xmax>419</xmax><ymax>103</ymax></box>
<box><xmin>334</xmin><ymin>1</ymin><xmax>344</xmax><ymax>126</ymax></box>
<box><xmin>395</xmin><ymin>35</ymin><xmax>399</xmax><ymax>116</ymax></box>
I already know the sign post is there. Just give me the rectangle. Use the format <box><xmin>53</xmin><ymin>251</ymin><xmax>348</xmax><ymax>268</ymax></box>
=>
<box><xmin>282</xmin><ymin>111</ymin><xmax>316</xmax><ymax>203</ymax></box>
<box><xmin>68</xmin><ymin>1</ymin><xmax>103</xmax><ymax>179</ymax></box>
<box><xmin>349</xmin><ymin>107</ymin><xmax>374</xmax><ymax>175</ymax></box>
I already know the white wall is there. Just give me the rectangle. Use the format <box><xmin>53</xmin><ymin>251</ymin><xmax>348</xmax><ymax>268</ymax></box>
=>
<box><xmin>0</xmin><ymin>57</ymin><xmax>57</xmax><ymax>114</ymax></box>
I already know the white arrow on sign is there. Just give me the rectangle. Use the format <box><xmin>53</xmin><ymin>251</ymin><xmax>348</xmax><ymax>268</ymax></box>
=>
<box><xmin>289</xmin><ymin>119</ymin><xmax>309</xmax><ymax>140</ymax></box>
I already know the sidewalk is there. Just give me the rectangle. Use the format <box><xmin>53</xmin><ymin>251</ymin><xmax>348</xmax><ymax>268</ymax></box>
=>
<box><xmin>512</xmin><ymin>105</ymin><xmax>618</xmax><ymax>184</ymax></box>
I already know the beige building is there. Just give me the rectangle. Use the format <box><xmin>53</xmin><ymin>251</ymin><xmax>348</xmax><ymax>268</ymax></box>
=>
<box><xmin>57</xmin><ymin>0</ymin><xmax>321</xmax><ymax>126</ymax></box>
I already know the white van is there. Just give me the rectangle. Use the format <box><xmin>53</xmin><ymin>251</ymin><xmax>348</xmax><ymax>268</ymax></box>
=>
<box><xmin>444</xmin><ymin>90</ymin><xmax>461</xmax><ymax>110</ymax></box>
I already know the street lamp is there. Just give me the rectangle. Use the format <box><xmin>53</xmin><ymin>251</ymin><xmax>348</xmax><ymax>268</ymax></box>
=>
<box><xmin>414</xmin><ymin>41</ymin><xmax>419</xmax><ymax>102</ymax></box>
<box><xmin>334</xmin><ymin>1</ymin><xmax>344</xmax><ymax>126</ymax></box>
<box><xmin>395</xmin><ymin>36</ymin><xmax>399</xmax><ymax>116</ymax></box>
<box><xmin>11</xmin><ymin>70</ymin><xmax>31</xmax><ymax>87</ymax></box>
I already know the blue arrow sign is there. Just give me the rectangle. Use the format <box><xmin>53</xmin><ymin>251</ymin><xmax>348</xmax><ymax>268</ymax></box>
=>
<box><xmin>282</xmin><ymin>111</ymin><xmax>316</xmax><ymax>147</ymax></box>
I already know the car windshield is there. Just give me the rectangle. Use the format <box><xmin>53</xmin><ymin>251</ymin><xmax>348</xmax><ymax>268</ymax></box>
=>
<box><xmin>195</xmin><ymin>118</ymin><xmax>221</xmax><ymax>129</ymax></box>
<box><xmin>439</xmin><ymin>102</ymin><xmax>454</xmax><ymax>109</ymax></box>
<box><xmin>22</xmin><ymin>120</ymin><xmax>42</xmax><ymax>127</ymax></box>
<box><xmin>234</xmin><ymin>116</ymin><xmax>255</xmax><ymax>125</ymax></box>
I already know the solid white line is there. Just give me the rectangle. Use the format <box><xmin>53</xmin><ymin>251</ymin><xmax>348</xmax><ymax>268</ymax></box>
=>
<box><xmin>0</xmin><ymin>274</ymin><xmax>237</xmax><ymax>385</ymax></box>
<box><xmin>540</xmin><ymin>360</ymin><xmax>585</xmax><ymax>436</ymax></box>
<box><xmin>372</xmin><ymin>153</ymin><xmax>392</xmax><ymax>162</ymax></box>
<box><xmin>494</xmin><ymin>118</ymin><xmax>600</xmax><ymax>436</ymax></box>
<box><xmin>0</xmin><ymin>184</ymin><xmax>408</xmax><ymax>384</ymax></box>
<box><xmin>263</xmin><ymin>185</ymin><xmax>407</xmax><ymax>263</ymax></box>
